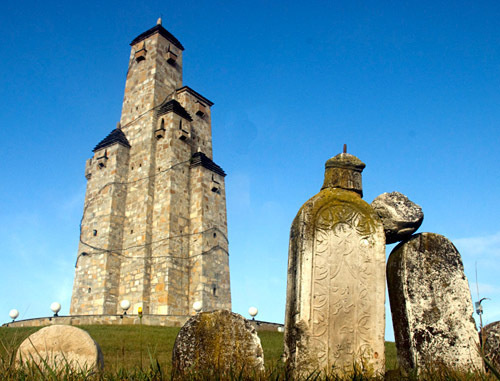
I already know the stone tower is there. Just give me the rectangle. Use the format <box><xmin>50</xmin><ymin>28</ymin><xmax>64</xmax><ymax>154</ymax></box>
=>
<box><xmin>70</xmin><ymin>20</ymin><xmax>231</xmax><ymax>316</ymax></box>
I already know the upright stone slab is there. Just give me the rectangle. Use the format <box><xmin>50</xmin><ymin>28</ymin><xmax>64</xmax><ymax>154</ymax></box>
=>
<box><xmin>481</xmin><ymin>321</ymin><xmax>500</xmax><ymax>370</ymax></box>
<box><xmin>387</xmin><ymin>233</ymin><xmax>483</xmax><ymax>371</ymax></box>
<box><xmin>172</xmin><ymin>310</ymin><xmax>264</xmax><ymax>378</ymax></box>
<box><xmin>284</xmin><ymin>153</ymin><xmax>386</xmax><ymax>377</ymax></box>
<box><xmin>16</xmin><ymin>325</ymin><xmax>103</xmax><ymax>372</ymax></box>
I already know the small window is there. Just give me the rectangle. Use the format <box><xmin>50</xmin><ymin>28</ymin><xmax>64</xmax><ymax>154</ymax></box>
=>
<box><xmin>93</xmin><ymin>230</ymin><xmax>97</xmax><ymax>236</ymax></box>
<box><xmin>88</xmin><ymin>287</ymin><xmax>91</xmax><ymax>294</ymax></box>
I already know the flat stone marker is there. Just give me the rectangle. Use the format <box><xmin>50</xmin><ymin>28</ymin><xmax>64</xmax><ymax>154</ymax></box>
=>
<box><xmin>482</xmin><ymin>321</ymin><xmax>500</xmax><ymax>370</ymax></box>
<box><xmin>371</xmin><ymin>191</ymin><xmax>423</xmax><ymax>244</ymax></box>
<box><xmin>284</xmin><ymin>153</ymin><xmax>386</xmax><ymax>377</ymax></box>
<box><xmin>172</xmin><ymin>310</ymin><xmax>264</xmax><ymax>378</ymax></box>
<box><xmin>16</xmin><ymin>325</ymin><xmax>103</xmax><ymax>372</ymax></box>
<box><xmin>387</xmin><ymin>233</ymin><xmax>483</xmax><ymax>371</ymax></box>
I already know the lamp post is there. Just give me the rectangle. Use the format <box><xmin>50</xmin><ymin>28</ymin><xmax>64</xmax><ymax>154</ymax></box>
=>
<box><xmin>9</xmin><ymin>309</ymin><xmax>19</xmax><ymax>322</ymax></box>
<box><xmin>248</xmin><ymin>306</ymin><xmax>258</xmax><ymax>321</ymax></box>
<box><xmin>120</xmin><ymin>300</ymin><xmax>131</xmax><ymax>315</ymax></box>
<box><xmin>193</xmin><ymin>301</ymin><xmax>202</xmax><ymax>313</ymax></box>
<box><xmin>50</xmin><ymin>302</ymin><xmax>61</xmax><ymax>317</ymax></box>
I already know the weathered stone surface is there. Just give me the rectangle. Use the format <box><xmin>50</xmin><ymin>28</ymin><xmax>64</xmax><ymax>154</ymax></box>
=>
<box><xmin>16</xmin><ymin>325</ymin><xmax>103</xmax><ymax>372</ymax></box>
<box><xmin>482</xmin><ymin>321</ymin><xmax>500</xmax><ymax>370</ymax></box>
<box><xmin>172</xmin><ymin>310</ymin><xmax>264</xmax><ymax>377</ymax></box>
<box><xmin>387</xmin><ymin>233</ymin><xmax>483</xmax><ymax>371</ymax></box>
<box><xmin>371</xmin><ymin>191</ymin><xmax>423</xmax><ymax>244</ymax></box>
<box><xmin>285</xmin><ymin>153</ymin><xmax>386</xmax><ymax>377</ymax></box>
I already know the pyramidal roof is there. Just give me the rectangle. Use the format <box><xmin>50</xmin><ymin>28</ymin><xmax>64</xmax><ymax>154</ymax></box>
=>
<box><xmin>93</xmin><ymin>128</ymin><xmax>131</xmax><ymax>152</ymax></box>
<box><xmin>130</xmin><ymin>24</ymin><xmax>184</xmax><ymax>51</ymax></box>
<box><xmin>156</xmin><ymin>99</ymin><xmax>193</xmax><ymax>121</ymax></box>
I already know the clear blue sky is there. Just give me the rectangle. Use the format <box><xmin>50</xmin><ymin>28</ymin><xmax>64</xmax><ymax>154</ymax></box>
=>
<box><xmin>1</xmin><ymin>1</ymin><xmax>500</xmax><ymax>341</ymax></box>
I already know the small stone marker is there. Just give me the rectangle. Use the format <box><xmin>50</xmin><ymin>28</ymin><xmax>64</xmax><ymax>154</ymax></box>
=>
<box><xmin>172</xmin><ymin>310</ymin><xmax>264</xmax><ymax>378</ymax></box>
<box><xmin>482</xmin><ymin>321</ymin><xmax>500</xmax><ymax>370</ymax></box>
<box><xmin>371</xmin><ymin>191</ymin><xmax>423</xmax><ymax>244</ymax></box>
<box><xmin>284</xmin><ymin>153</ymin><xmax>386</xmax><ymax>377</ymax></box>
<box><xmin>16</xmin><ymin>325</ymin><xmax>103</xmax><ymax>372</ymax></box>
<box><xmin>387</xmin><ymin>233</ymin><xmax>483</xmax><ymax>371</ymax></box>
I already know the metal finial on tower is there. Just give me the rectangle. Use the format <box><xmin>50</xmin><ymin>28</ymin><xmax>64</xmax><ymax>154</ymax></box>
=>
<box><xmin>343</xmin><ymin>144</ymin><xmax>347</xmax><ymax>153</ymax></box>
<box><xmin>157</xmin><ymin>17</ymin><xmax>162</xmax><ymax>26</ymax></box>
<box><xmin>116</xmin><ymin>122</ymin><xmax>121</xmax><ymax>130</ymax></box>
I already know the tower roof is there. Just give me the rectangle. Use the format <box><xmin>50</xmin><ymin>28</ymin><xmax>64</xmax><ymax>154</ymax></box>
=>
<box><xmin>130</xmin><ymin>24</ymin><xmax>184</xmax><ymax>51</ymax></box>
<box><xmin>93</xmin><ymin>128</ymin><xmax>131</xmax><ymax>152</ymax></box>
<box><xmin>191</xmin><ymin>152</ymin><xmax>226</xmax><ymax>177</ymax></box>
<box><xmin>156</xmin><ymin>99</ymin><xmax>193</xmax><ymax>121</ymax></box>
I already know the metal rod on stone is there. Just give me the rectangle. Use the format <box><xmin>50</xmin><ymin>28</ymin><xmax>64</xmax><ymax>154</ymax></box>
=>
<box><xmin>343</xmin><ymin>144</ymin><xmax>347</xmax><ymax>153</ymax></box>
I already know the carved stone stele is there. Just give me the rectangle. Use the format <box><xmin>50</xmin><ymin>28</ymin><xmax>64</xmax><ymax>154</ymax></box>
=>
<box><xmin>387</xmin><ymin>233</ymin><xmax>483</xmax><ymax>372</ymax></box>
<box><xmin>284</xmin><ymin>153</ymin><xmax>386</xmax><ymax>377</ymax></box>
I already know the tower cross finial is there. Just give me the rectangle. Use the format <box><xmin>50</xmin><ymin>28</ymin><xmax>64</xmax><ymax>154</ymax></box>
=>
<box><xmin>343</xmin><ymin>143</ymin><xmax>347</xmax><ymax>153</ymax></box>
<box><xmin>157</xmin><ymin>17</ymin><xmax>162</xmax><ymax>26</ymax></box>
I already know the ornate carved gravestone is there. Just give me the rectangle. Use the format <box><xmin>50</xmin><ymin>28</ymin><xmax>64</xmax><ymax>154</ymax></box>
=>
<box><xmin>16</xmin><ymin>325</ymin><xmax>103</xmax><ymax>372</ymax></box>
<box><xmin>284</xmin><ymin>153</ymin><xmax>386</xmax><ymax>377</ymax></box>
<box><xmin>172</xmin><ymin>310</ymin><xmax>264</xmax><ymax>378</ymax></box>
<box><xmin>387</xmin><ymin>233</ymin><xmax>483</xmax><ymax>371</ymax></box>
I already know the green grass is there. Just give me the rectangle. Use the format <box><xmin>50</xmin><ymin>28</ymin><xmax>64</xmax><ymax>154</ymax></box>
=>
<box><xmin>0</xmin><ymin>325</ymin><xmax>397</xmax><ymax>372</ymax></box>
<box><xmin>2</xmin><ymin>325</ymin><xmax>494</xmax><ymax>380</ymax></box>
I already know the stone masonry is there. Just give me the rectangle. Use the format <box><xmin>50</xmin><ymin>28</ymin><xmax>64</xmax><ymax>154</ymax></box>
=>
<box><xmin>70</xmin><ymin>20</ymin><xmax>231</xmax><ymax>316</ymax></box>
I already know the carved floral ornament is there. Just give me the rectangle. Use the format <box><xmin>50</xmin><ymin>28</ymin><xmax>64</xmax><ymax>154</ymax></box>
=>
<box><xmin>310</xmin><ymin>203</ymin><xmax>377</xmax><ymax>369</ymax></box>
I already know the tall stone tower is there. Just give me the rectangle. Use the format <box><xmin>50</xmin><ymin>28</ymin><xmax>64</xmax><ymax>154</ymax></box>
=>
<box><xmin>70</xmin><ymin>20</ymin><xmax>231</xmax><ymax>316</ymax></box>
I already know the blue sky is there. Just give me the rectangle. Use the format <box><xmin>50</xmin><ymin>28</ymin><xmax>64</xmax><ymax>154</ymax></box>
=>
<box><xmin>1</xmin><ymin>1</ymin><xmax>500</xmax><ymax>341</ymax></box>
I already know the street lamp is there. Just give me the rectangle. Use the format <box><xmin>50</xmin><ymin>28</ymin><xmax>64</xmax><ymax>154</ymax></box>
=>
<box><xmin>193</xmin><ymin>301</ymin><xmax>202</xmax><ymax>313</ymax></box>
<box><xmin>50</xmin><ymin>302</ymin><xmax>61</xmax><ymax>317</ymax></box>
<box><xmin>248</xmin><ymin>306</ymin><xmax>258</xmax><ymax>320</ymax></box>
<box><xmin>9</xmin><ymin>309</ymin><xmax>19</xmax><ymax>322</ymax></box>
<box><xmin>120</xmin><ymin>300</ymin><xmax>131</xmax><ymax>315</ymax></box>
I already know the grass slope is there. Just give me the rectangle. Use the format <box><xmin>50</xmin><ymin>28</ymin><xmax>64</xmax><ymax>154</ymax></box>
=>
<box><xmin>0</xmin><ymin>325</ymin><xmax>397</xmax><ymax>373</ymax></box>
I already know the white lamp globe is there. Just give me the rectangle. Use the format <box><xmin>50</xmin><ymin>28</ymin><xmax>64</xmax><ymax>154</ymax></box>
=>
<box><xmin>120</xmin><ymin>299</ymin><xmax>131</xmax><ymax>312</ymax></box>
<box><xmin>277</xmin><ymin>326</ymin><xmax>284</xmax><ymax>333</ymax></box>
<box><xmin>9</xmin><ymin>309</ymin><xmax>19</xmax><ymax>321</ymax></box>
<box><xmin>248</xmin><ymin>306</ymin><xmax>258</xmax><ymax>319</ymax></box>
<box><xmin>50</xmin><ymin>302</ymin><xmax>61</xmax><ymax>315</ymax></box>
<box><xmin>193</xmin><ymin>301</ymin><xmax>202</xmax><ymax>313</ymax></box>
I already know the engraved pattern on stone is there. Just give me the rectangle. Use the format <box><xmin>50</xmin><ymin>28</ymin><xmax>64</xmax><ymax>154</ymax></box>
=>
<box><xmin>311</xmin><ymin>203</ymin><xmax>376</xmax><ymax>370</ymax></box>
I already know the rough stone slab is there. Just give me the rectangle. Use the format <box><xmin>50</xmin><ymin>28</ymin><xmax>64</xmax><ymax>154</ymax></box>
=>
<box><xmin>387</xmin><ymin>233</ymin><xmax>483</xmax><ymax>371</ymax></box>
<box><xmin>371</xmin><ymin>191</ymin><xmax>423</xmax><ymax>244</ymax></box>
<box><xmin>284</xmin><ymin>187</ymin><xmax>386</xmax><ymax>377</ymax></box>
<box><xmin>482</xmin><ymin>321</ymin><xmax>500</xmax><ymax>370</ymax></box>
<box><xmin>16</xmin><ymin>325</ymin><xmax>103</xmax><ymax>372</ymax></box>
<box><xmin>172</xmin><ymin>310</ymin><xmax>264</xmax><ymax>378</ymax></box>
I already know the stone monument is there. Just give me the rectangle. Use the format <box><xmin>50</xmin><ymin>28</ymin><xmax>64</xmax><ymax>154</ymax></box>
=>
<box><xmin>482</xmin><ymin>321</ymin><xmax>500</xmax><ymax>370</ymax></box>
<box><xmin>387</xmin><ymin>233</ymin><xmax>483</xmax><ymax>371</ymax></box>
<box><xmin>371</xmin><ymin>191</ymin><xmax>423</xmax><ymax>244</ymax></box>
<box><xmin>172</xmin><ymin>310</ymin><xmax>264</xmax><ymax>378</ymax></box>
<box><xmin>16</xmin><ymin>325</ymin><xmax>103</xmax><ymax>372</ymax></box>
<box><xmin>284</xmin><ymin>151</ymin><xmax>386</xmax><ymax>377</ymax></box>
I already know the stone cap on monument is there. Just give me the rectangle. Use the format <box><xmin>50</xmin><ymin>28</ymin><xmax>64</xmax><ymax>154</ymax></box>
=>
<box><xmin>322</xmin><ymin>152</ymin><xmax>366</xmax><ymax>196</ymax></box>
